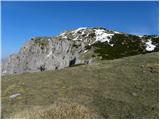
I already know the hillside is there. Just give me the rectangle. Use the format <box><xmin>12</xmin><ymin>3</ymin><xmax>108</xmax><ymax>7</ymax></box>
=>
<box><xmin>2</xmin><ymin>52</ymin><xmax>159</xmax><ymax>118</ymax></box>
<box><xmin>2</xmin><ymin>27</ymin><xmax>159</xmax><ymax>75</ymax></box>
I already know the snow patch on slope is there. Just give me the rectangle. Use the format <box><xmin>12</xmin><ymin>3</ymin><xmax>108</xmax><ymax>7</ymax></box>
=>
<box><xmin>110</xmin><ymin>44</ymin><xmax>114</xmax><ymax>47</ymax></box>
<box><xmin>84</xmin><ymin>50</ymin><xmax>88</xmax><ymax>53</ymax></box>
<box><xmin>59</xmin><ymin>32</ymin><xmax>67</xmax><ymax>39</ymax></box>
<box><xmin>138</xmin><ymin>35</ymin><xmax>143</xmax><ymax>38</ymax></box>
<box><xmin>74</xmin><ymin>27</ymin><xmax>87</xmax><ymax>33</ymax></box>
<box><xmin>114</xmin><ymin>31</ymin><xmax>120</xmax><ymax>34</ymax></box>
<box><xmin>72</xmin><ymin>27</ymin><xmax>87</xmax><ymax>35</ymax></box>
<box><xmin>95</xmin><ymin>29</ymin><xmax>114</xmax><ymax>43</ymax></box>
<box><xmin>81</xmin><ymin>31</ymin><xmax>85</xmax><ymax>35</ymax></box>
<box><xmin>145</xmin><ymin>39</ymin><xmax>156</xmax><ymax>51</ymax></box>
<box><xmin>59</xmin><ymin>32</ymin><xmax>65</xmax><ymax>36</ymax></box>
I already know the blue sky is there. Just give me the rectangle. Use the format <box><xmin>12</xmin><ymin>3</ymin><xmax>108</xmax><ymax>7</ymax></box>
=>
<box><xmin>1</xmin><ymin>1</ymin><xmax>159</xmax><ymax>58</ymax></box>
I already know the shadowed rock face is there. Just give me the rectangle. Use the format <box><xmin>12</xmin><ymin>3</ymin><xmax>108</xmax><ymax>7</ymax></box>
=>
<box><xmin>2</xmin><ymin>27</ymin><xmax>159</xmax><ymax>75</ymax></box>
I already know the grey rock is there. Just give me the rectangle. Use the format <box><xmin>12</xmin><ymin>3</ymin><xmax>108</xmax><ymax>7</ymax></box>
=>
<box><xmin>2</xmin><ymin>27</ymin><xmax>159</xmax><ymax>75</ymax></box>
<box><xmin>9</xmin><ymin>93</ymin><xmax>21</xmax><ymax>99</ymax></box>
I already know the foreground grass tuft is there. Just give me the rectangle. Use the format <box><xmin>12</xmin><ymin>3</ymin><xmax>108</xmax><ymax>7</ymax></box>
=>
<box><xmin>11</xmin><ymin>101</ymin><xmax>101</xmax><ymax>119</ymax></box>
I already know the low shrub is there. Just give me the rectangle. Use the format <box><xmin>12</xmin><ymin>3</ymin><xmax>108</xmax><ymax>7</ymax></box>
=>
<box><xmin>92</xmin><ymin>34</ymin><xmax>149</xmax><ymax>60</ymax></box>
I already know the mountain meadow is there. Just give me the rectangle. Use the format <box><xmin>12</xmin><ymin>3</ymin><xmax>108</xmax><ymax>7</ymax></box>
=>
<box><xmin>2</xmin><ymin>52</ymin><xmax>159</xmax><ymax>118</ymax></box>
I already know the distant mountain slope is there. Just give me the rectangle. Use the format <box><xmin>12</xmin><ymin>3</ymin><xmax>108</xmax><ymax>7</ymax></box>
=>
<box><xmin>2</xmin><ymin>52</ymin><xmax>159</xmax><ymax>118</ymax></box>
<box><xmin>2</xmin><ymin>27</ymin><xmax>159</xmax><ymax>75</ymax></box>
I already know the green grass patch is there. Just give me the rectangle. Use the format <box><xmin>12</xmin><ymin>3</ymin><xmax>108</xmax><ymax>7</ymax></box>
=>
<box><xmin>2</xmin><ymin>52</ymin><xmax>159</xmax><ymax>118</ymax></box>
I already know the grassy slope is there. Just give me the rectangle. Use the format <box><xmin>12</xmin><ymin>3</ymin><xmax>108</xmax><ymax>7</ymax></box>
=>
<box><xmin>2</xmin><ymin>52</ymin><xmax>159</xmax><ymax>118</ymax></box>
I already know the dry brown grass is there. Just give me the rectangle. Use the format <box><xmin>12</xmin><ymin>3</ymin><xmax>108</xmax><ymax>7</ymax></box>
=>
<box><xmin>2</xmin><ymin>52</ymin><xmax>158</xmax><ymax>118</ymax></box>
<box><xmin>10</xmin><ymin>101</ymin><xmax>101</xmax><ymax>119</ymax></box>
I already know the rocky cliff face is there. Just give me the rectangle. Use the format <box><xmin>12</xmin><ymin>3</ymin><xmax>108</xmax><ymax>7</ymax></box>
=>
<box><xmin>2</xmin><ymin>27</ymin><xmax>159</xmax><ymax>75</ymax></box>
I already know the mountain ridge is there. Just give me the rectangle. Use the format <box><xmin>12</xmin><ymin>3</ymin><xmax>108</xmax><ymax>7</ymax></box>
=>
<box><xmin>2</xmin><ymin>27</ymin><xmax>159</xmax><ymax>75</ymax></box>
